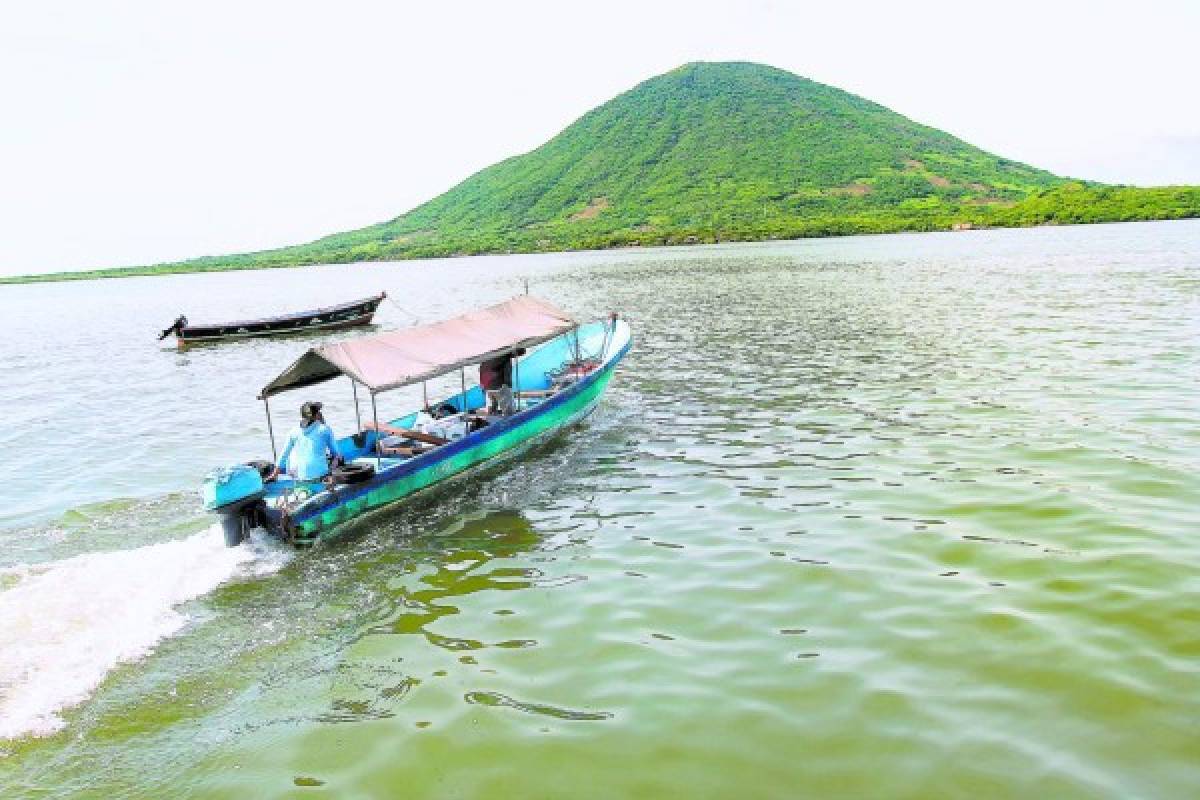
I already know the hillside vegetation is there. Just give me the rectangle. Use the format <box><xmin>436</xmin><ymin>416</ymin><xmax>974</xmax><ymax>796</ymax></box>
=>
<box><xmin>8</xmin><ymin>62</ymin><xmax>1199</xmax><ymax>283</ymax></box>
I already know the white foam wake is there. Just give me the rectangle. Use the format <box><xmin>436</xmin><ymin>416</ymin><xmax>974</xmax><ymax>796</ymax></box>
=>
<box><xmin>0</xmin><ymin>527</ymin><xmax>282</xmax><ymax>740</ymax></box>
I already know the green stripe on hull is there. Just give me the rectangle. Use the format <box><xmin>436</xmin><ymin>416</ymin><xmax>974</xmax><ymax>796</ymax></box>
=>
<box><xmin>295</xmin><ymin>368</ymin><xmax>614</xmax><ymax>542</ymax></box>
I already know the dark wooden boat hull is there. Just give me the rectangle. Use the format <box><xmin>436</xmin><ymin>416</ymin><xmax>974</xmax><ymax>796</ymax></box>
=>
<box><xmin>173</xmin><ymin>293</ymin><xmax>385</xmax><ymax>346</ymax></box>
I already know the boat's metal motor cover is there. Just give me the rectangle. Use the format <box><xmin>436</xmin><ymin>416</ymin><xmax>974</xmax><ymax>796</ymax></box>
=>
<box><xmin>202</xmin><ymin>464</ymin><xmax>265</xmax><ymax>511</ymax></box>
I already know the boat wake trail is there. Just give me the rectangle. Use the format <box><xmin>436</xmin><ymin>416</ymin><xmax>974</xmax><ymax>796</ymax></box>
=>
<box><xmin>0</xmin><ymin>527</ymin><xmax>287</xmax><ymax>741</ymax></box>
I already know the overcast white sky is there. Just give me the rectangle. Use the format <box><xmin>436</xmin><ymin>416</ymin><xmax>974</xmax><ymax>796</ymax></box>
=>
<box><xmin>2</xmin><ymin>0</ymin><xmax>1198</xmax><ymax>275</ymax></box>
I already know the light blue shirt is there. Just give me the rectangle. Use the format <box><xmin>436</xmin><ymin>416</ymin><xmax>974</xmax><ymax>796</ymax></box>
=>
<box><xmin>278</xmin><ymin>422</ymin><xmax>339</xmax><ymax>480</ymax></box>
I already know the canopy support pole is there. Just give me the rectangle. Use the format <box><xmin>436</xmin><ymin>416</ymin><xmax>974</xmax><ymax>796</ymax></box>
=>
<box><xmin>514</xmin><ymin>356</ymin><xmax>521</xmax><ymax>413</ymax></box>
<box><xmin>264</xmin><ymin>396</ymin><xmax>278</xmax><ymax>462</ymax></box>
<box><xmin>422</xmin><ymin>381</ymin><xmax>428</xmax><ymax>412</ymax></box>
<box><xmin>370</xmin><ymin>390</ymin><xmax>381</xmax><ymax>469</ymax></box>
<box><xmin>460</xmin><ymin>368</ymin><xmax>468</xmax><ymax>413</ymax></box>
<box><xmin>352</xmin><ymin>379</ymin><xmax>362</xmax><ymax>433</ymax></box>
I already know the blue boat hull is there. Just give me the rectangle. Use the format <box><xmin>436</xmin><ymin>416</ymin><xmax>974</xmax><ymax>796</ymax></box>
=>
<box><xmin>262</xmin><ymin>318</ymin><xmax>631</xmax><ymax>544</ymax></box>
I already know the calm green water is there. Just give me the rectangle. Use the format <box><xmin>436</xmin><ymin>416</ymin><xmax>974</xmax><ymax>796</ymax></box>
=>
<box><xmin>1</xmin><ymin>221</ymin><xmax>1198</xmax><ymax>798</ymax></box>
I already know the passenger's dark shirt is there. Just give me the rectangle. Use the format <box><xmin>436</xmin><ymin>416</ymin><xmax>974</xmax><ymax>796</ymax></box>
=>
<box><xmin>479</xmin><ymin>354</ymin><xmax>512</xmax><ymax>390</ymax></box>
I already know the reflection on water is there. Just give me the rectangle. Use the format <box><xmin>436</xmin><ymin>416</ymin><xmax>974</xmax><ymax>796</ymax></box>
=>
<box><xmin>1</xmin><ymin>221</ymin><xmax>1199</xmax><ymax>799</ymax></box>
<box><xmin>317</xmin><ymin>509</ymin><xmax>615</xmax><ymax>727</ymax></box>
<box><xmin>464</xmin><ymin>690</ymin><xmax>613</xmax><ymax>721</ymax></box>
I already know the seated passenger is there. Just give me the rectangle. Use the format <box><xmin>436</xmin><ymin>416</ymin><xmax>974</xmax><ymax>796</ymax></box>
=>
<box><xmin>364</xmin><ymin>420</ymin><xmax>450</xmax><ymax>457</ymax></box>
<box><xmin>276</xmin><ymin>401</ymin><xmax>341</xmax><ymax>481</ymax></box>
<box><xmin>414</xmin><ymin>410</ymin><xmax>470</xmax><ymax>441</ymax></box>
<box><xmin>375</xmin><ymin>436</ymin><xmax>432</xmax><ymax>458</ymax></box>
<box><xmin>364</xmin><ymin>418</ymin><xmax>446</xmax><ymax>443</ymax></box>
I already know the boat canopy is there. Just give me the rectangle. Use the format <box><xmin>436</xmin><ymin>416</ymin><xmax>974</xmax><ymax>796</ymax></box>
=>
<box><xmin>259</xmin><ymin>295</ymin><xmax>577</xmax><ymax>398</ymax></box>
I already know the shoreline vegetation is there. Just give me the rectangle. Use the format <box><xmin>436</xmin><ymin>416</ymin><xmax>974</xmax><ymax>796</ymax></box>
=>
<box><xmin>6</xmin><ymin>63</ymin><xmax>1198</xmax><ymax>286</ymax></box>
<box><xmin>6</xmin><ymin>194</ymin><xmax>1199</xmax><ymax>286</ymax></box>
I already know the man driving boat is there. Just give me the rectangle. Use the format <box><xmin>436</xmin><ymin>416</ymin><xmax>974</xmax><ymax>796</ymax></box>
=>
<box><xmin>275</xmin><ymin>401</ymin><xmax>341</xmax><ymax>480</ymax></box>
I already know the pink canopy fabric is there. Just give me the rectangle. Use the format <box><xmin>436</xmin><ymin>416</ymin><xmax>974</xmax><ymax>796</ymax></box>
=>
<box><xmin>259</xmin><ymin>295</ymin><xmax>576</xmax><ymax>398</ymax></box>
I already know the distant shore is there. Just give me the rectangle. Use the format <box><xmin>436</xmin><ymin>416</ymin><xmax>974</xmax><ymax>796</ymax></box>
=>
<box><xmin>5</xmin><ymin>207</ymin><xmax>1199</xmax><ymax>286</ymax></box>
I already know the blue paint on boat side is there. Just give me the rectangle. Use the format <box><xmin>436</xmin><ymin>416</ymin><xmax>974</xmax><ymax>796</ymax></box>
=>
<box><xmin>287</xmin><ymin>320</ymin><xmax>631</xmax><ymax>535</ymax></box>
<box><xmin>292</xmin><ymin>332</ymin><xmax>630</xmax><ymax>524</ymax></box>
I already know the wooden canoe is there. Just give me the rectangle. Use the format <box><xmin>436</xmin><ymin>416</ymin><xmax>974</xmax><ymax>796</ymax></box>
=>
<box><xmin>159</xmin><ymin>292</ymin><xmax>386</xmax><ymax>346</ymax></box>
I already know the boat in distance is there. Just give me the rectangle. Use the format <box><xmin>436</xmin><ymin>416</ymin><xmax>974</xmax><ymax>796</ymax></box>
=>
<box><xmin>201</xmin><ymin>296</ymin><xmax>632</xmax><ymax>547</ymax></box>
<box><xmin>158</xmin><ymin>291</ymin><xmax>387</xmax><ymax>346</ymax></box>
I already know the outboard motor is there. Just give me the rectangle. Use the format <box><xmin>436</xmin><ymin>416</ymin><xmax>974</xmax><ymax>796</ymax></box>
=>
<box><xmin>158</xmin><ymin>315</ymin><xmax>188</xmax><ymax>341</ymax></box>
<box><xmin>202</xmin><ymin>464</ymin><xmax>266</xmax><ymax>546</ymax></box>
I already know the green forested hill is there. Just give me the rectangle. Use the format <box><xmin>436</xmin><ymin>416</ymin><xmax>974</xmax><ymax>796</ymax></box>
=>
<box><xmin>10</xmin><ymin>62</ymin><xmax>1200</xmax><ymax>282</ymax></box>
